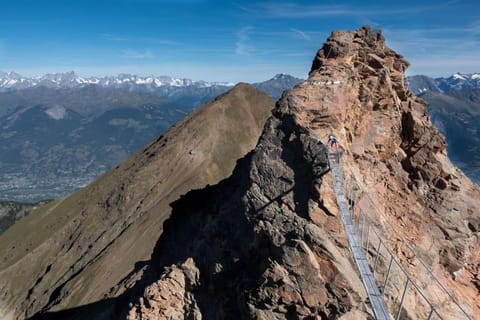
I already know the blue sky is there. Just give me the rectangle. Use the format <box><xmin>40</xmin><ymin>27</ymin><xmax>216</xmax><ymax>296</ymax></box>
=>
<box><xmin>0</xmin><ymin>0</ymin><xmax>479</xmax><ymax>82</ymax></box>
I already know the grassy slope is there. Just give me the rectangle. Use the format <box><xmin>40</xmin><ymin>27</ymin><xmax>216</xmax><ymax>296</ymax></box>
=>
<box><xmin>0</xmin><ymin>201</ymin><xmax>47</xmax><ymax>235</ymax></box>
<box><xmin>0</xmin><ymin>83</ymin><xmax>276</xmax><ymax>318</ymax></box>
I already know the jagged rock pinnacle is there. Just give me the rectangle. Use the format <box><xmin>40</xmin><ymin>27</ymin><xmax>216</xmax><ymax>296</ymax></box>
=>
<box><xmin>310</xmin><ymin>25</ymin><xmax>408</xmax><ymax>75</ymax></box>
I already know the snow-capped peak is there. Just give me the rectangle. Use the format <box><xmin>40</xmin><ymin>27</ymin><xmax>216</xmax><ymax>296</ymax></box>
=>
<box><xmin>0</xmin><ymin>70</ymin><xmax>235</xmax><ymax>91</ymax></box>
<box><xmin>452</xmin><ymin>73</ymin><xmax>467</xmax><ymax>80</ymax></box>
<box><xmin>449</xmin><ymin>72</ymin><xmax>480</xmax><ymax>81</ymax></box>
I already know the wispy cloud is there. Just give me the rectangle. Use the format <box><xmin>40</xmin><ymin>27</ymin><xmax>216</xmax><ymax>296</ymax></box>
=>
<box><xmin>119</xmin><ymin>0</ymin><xmax>206</xmax><ymax>3</ymax></box>
<box><xmin>252</xmin><ymin>2</ymin><xmax>457</xmax><ymax>18</ymax></box>
<box><xmin>291</xmin><ymin>28</ymin><xmax>311</xmax><ymax>41</ymax></box>
<box><xmin>383</xmin><ymin>26</ymin><xmax>480</xmax><ymax>54</ymax></box>
<box><xmin>232</xmin><ymin>2</ymin><xmax>251</xmax><ymax>13</ymax></box>
<box><xmin>101</xmin><ymin>33</ymin><xmax>129</xmax><ymax>42</ymax></box>
<box><xmin>140</xmin><ymin>37</ymin><xmax>181</xmax><ymax>46</ymax></box>
<box><xmin>235</xmin><ymin>26</ymin><xmax>254</xmax><ymax>55</ymax></box>
<box><xmin>379</xmin><ymin>25</ymin><xmax>480</xmax><ymax>76</ymax></box>
<box><xmin>258</xmin><ymin>3</ymin><xmax>359</xmax><ymax>17</ymax></box>
<box><xmin>102</xmin><ymin>34</ymin><xmax>180</xmax><ymax>46</ymax></box>
<box><xmin>121</xmin><ymin>49</ymin><xmax>155</xmax><ymax>59</ymax></box>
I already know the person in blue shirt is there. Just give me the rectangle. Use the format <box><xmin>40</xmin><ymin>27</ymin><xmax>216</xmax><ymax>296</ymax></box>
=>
<box><xmin>327</xmin><ymin>134</ymin><xmax>339</xmax><ymax>151</ymax></box>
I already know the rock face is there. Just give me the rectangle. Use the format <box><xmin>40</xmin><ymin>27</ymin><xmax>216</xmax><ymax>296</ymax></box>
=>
<box><xmin>119</xmin><ymin>114</ymin><xmax>367</xmax><ymax>319</ymax></box>
<box><xmin>305</xmin><ymin>26</ymin><xmax>480</xmax><ymax>317</ymax></box>
<box><xmin>126</xmin><ymin>258</ymin><xmax>201</xmax><ymax>320</ymax></box>
<box><xmin>0</xmin><ymin>83</ymin><xmax>275</xmax><ymax>320</ymax></box>
<box><xmin>2</xmin><ymin>26</ymin><xmax>479</xmax><ymax>320</ymax></box>
<box><xmin>122</xmin><ymin>26</ymin><xmax>480</xmax><ymax>319</ymax></box>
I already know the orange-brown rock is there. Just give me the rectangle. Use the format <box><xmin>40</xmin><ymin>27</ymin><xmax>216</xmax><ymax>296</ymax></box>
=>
<box><xmin>127</xmin><ymin>258</ymin><xmax>201</xmax><ymax>320</ymax></box>
<box><xmin>306</xmin><ymin>25</ymin><xmax>480</xmax><ymax>318</ymax></box>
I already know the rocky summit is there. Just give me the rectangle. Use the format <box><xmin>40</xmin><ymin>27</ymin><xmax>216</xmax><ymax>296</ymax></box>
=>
<box><xmin>1</xmin><ymin>26</ymin><xmax>479</xmax><ymax>320</ymax></box>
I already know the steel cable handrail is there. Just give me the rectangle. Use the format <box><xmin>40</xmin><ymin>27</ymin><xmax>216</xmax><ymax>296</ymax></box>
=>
<box><xmin>344</xmin><ymin>162</ymin><xmax>472</xmax><ymax>320</ymax></box>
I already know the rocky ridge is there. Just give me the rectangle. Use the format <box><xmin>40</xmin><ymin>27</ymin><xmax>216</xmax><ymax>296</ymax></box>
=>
<box><xmin>304</xmin><ymin>26</ymin><xmax>480</xmax><ymax>318</ymax></box>
<box><xmin>121</xmin><ymin>26</ymin><xmax>480</xmax><ymax>319</ymax></box>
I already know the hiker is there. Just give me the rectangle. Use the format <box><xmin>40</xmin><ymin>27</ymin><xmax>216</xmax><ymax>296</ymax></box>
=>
<box><xmin>327</xmin><ymin>134</ymin><xmax>339</xmax><ymax>151</ymax></box>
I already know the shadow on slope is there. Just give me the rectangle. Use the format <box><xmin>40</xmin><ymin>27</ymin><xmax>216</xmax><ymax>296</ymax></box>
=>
<box><xmin>28</xmin><ymin>103</ymin><xmax>324</xmax><ymax>320</ymax></box>
<box><xmin>113</xmin><ymin>151</ymin><xmax>270</xmax><ymax>319</ymax></box>
<box><xmin>29</xmin><ymin>152</ymin><xmax>269</xmax><ymax>319</ymax></box>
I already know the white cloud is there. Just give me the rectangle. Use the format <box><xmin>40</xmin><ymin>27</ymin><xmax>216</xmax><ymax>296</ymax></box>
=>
<box><xmin>121</xmin><ymin>49</ymin><xmax>155</xmax><ymax>59</ymax></box>
<box><xmin>291</xmin><ymin>28</ymin><xmax>311</xmax><ymax>41</ymax></box>
<box><xmin>378</xmin><ymin>25</ymin><xmax>479</xmax><ymax>74</ymax></box>
<box><xmin>235</xmin><ymin>26</ymin><xmax>254</xmax><ymax>55</ymax></box>
<box><xmin>101</xmin><ymin>33</ymin><xmax>181</xmax><ymax>46</ymax></box>
<box><xmin>101</xmin><ymin>33</ymin><xmax>129</xmax><ymax>42</ymax></box>
<box><xmin>251</xmin><ymin>2</ymin><xmax>463</xmax><ymax>18</ymax></box>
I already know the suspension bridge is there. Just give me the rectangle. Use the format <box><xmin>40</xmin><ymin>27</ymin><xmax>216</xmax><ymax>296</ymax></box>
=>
<box><xmin>327</xmin><ymin>151</ymin><xmax>472</xmax><ymax>320</ymax></box>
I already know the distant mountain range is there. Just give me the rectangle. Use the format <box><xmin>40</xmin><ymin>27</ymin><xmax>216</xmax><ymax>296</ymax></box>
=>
<box><xmin>252</xmin><ymin>73</ymin><xmax>302</xmax><ymax>99</ymax></box>
<box><xmin>0</xmin><ymin>71</ymin><xmax>234</xmax><ymax>91</ymax></box>
<box><xmin>407</xmin><ymin>73</ymin><xmax>480</xmax><ymax>184</ymax></box>
<box><xmin>0</xmin><ymin>72</ymin><xmax>302</xmax><ymax>201</ymax></box>
<box><xmin>3</xmin><ymin>69</ymin><xmax>479</xmax><ymax>202</ymax></box>
<box><xmin>0</xmin><ymin>71</ymin><xmax>302</xmax><ymax>100</ymax></box>
<box><xmin>407</xmin><ymin>73</ymin><xmax>480</xmax><ymax>94</ymax></box>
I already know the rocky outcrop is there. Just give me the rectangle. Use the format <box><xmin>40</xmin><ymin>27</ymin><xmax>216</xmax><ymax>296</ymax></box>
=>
<box><xmin>127</xmin><ymin>258</ymin><xmax>201</xmax><ymax>320</ymax></box>
<box><xmin>307</xmin><ymin>26</ymin><xmax>480</xmax><ymax>317</ymax></box>
<box><xmin>121</xmin><ymin>107</ymin><xmax>369</xmax><ymax>319</ymax></box>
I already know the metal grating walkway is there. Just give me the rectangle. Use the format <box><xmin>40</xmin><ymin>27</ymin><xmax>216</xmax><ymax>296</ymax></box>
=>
<box><xmin>329</xmin><ymin>153</ymin><xmax>391</xmax><ymax>320</ymax></box>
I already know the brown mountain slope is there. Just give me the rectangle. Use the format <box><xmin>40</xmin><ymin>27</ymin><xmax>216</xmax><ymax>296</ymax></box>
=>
<box><xmin>106</xmin><ymin>27</ymin><xmax>478</xmax><ymax>319</ymax></box>
<box><xmin>0</xmin><ymin>83</ymin><xmax>275</xmax><ymax>319</ymax></box>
